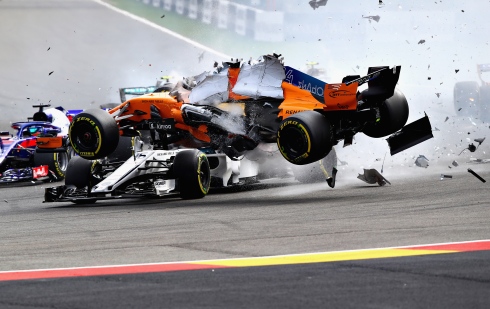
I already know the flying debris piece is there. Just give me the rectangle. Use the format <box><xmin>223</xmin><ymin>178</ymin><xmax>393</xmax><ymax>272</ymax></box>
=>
<box><xmin>362</xmin><ymin>15</ymin><xmax>380</xmax><ymax>23</ymax></box>
<box><xmin>418</xmin><ymin>39</ymin><xmax>426</xmax><ymax>44</ymax></box>
<box><xmin>357</xmin><ymin>169</ymin><xmax>391</xmax><ymax>186</ymax></box>
<box><xmin>379</xmin><ymin>0</ymin><xmax>383</xmax><ymax>5</ymax></box>
<box><xmin>458</xmin><ymin>108</ymin><xmax>462</xmax><ymax>111</ymax></box>
<box><xmin>161</xmin><ymin>14</ymin><xmax>165</xmax><ymax>18</ymax></box>
<box><xmin>47</xmin><ymin>47</ymin><xmax>50</xmax><ymax>51</ymax></box>
<box><xmin>415</xmin><ymin>155</ymin><xmax>429</xmax><ymax>168</ymax></box>
<box><xmin>467</xmin><ymin>168</ymin><xmax>486</xmax><ymax>183</ymax></box>
<box><xmin>198</xmin><ymin>51</ymin><xmax>205</xmax><ymax>63</ymax></box>
<box><xmin>452</xmin><ymin>160</ymin><xmax>459</xmax><ymax>167</ymax></box>
<box><xmin>445</xmin><ymin>116</ymin><xmax>449</xmax><ymax>122</ymax></box>
<box><xmin>435</xmin><ymin>93</ymin><xmax>441</xmax><ymax>98</ymax></box>
<box><xmin>440</xmin><ymin>174</ymin><xmax>453</xmax><ymax>180</ymax></box>
<box><xmin>48</xmin><ymin>71</ymin><xmax>54</xmax><ymax>76</ymax></box>
<box><xmin>320</xmin><ymin>148</ymin><xmax>338</xmax><ymax>188</ymax></box>
<box><xmin>474</xmin><ymin>137</ymin><xmax>485</xmax><ymax>145</ymax></box>
<box><xmin>309</xmin><ymin>0</ymin><xmax>328</xmax><ymax>10</ymax></box>
<box><xmin>433</xmin><ymin>127</ymin><xmax>440</xmax><ymax>131</ymax></box>
<box><xmin>459</xmin><ymin>143</ymin><xmax>477</xmax><ymax>155</ymax></box>
<box><xmin>387</xmin><ymin>114</ymin><xmax>434</xmax><ymax>155</ymax></box>
<box><xmin>459</xmin><ymin>139</ymin><xmax>484</xmax><ymax>155</ymax></box>
<box><xmin>455</xmin><ymin>69</ymin><xmax>459</xmax><ymax>73</ymax></box>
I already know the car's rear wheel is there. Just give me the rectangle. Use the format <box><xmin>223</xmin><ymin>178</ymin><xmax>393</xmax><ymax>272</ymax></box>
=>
<box><xmin>173</xmin><ymin>149</ymin><xmax>211</xmax><ymax>199</ymax></box>
<box><xmin>277</xmin><ymin>111</ymin><xmax>333</xmax><ymax>165</ymax></box>
<box><xmin>69</xmin><ymin>109</ymin><xmax>119</xmax><ymax>160</ymax></box>
<box><xmin>363</xmin><ymin>89</ymin><xmax>409</xmax><ymax>138</ymax></box>
<box><xmin>33</xmin><ymin>151</ymin><xmax>69</xmax><ymax>181</ymax></box>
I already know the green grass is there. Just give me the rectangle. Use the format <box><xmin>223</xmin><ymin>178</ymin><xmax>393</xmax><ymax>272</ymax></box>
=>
<box><xmin>103</xmin><ymin>0</ymin><xmax>303</xmax><ymax>58</ymax></box>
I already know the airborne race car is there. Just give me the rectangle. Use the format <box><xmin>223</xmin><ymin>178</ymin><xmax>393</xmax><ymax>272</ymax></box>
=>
<box><xmin>0</xmin><ymin>105</ymin><xmax>73</xmax><ymax>183</ymax></box>
<box><xmin>43</xmin><ymin>54</ymin><xmax>433</xmax><ymax>203</ymax></box>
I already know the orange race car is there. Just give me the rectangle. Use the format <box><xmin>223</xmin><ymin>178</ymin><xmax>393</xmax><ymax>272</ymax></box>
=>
<box><xmin>40</xmin><ymin>54</ymin><xmax>436</xmax><ymax>203</ymax></box>
<box><xmin>40</xmin><ymin>54</ymin><xmax>433</xmax><ymax>176</ymax></box>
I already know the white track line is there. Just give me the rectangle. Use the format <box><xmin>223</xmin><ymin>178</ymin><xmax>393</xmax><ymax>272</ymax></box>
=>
<box><xmin>92</xmin><ymin>0</ymin><xmax>231</xmax><ymax>59</ymax></box>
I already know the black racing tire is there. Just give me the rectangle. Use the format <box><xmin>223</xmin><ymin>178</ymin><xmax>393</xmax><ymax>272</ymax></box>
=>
<box><xmin>33</xmin><ymin>151</ymin><xmax>70</xmax><ymax>181</ymax></box>
<box><xmin>65</xmin><ymin>156</ymin><xmax>94</xmax><ymax>189</ymax></box>
<box><xmin>69</xmin><ymin>109</ymin><xmax>119</xmax><ymax>160</ymax></box>
<box><xmin>453</xmin><ymin>81</ymin><xmax>479</xmax><ymax>116</ymax></box>
<box><xmin>106</xmin><ymin>136</ymin><xmax>135</xmax><ymax>163</ymax></box>
<box><xmin>363</xmin><ymin>88</ymin><xmax>409</xmax><ymax>138</ymax></box>
<box><xmin>277</xmin><ymin>111</ymin><xmax>332</xmax><ymax>165</ymax></box>
<box><xmin>479</xmin><ymin>86</ymin><xmax>490</xmax><ymax>123</ymax></box>
<box><xmin>173</xmin><ymin>149</ymin><xmax>211</xmax><ymax>199</ymax></box>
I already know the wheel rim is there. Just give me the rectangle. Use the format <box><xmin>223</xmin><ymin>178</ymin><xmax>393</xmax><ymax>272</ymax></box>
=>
<box><xmin>56</xmin><ymin>151</ymin><xmax>69</xmax><ymax>172</ymax></box>
<box><xmin>279</xmin><ymin>126</ymin><xmax>308</xmax><ymax>160</ymax></box>
<box><xmin>72</xmin><ymin>122</ymin><xmax>99</xmax><ymax>152</ymax></box>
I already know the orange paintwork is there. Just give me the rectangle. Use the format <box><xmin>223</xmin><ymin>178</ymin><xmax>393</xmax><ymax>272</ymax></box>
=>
<box><xmin>109</xmin><ymin>92</ymin><xmax>184</xmax><ymax>123</ymax></box>
<box><xmin>277</xmin><ymin>81</ymin><xmax>326</xmax><ymax>119</ymax></box>
<box><xmin>228</xmin><ymin>67</ymin><xmax>250</xmax><ymax>101</ymax></box>
<box><xmin>36</xmin><ymin>136</ymin><xmax>63</xmax><ymax>149</ymax></box>
<box><xmin>323</xmin><ymin>82</ymin><xmax>358</xmax><ymax>111</ymax></box>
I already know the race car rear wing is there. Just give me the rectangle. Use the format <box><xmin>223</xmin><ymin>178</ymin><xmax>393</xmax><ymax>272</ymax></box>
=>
<box><xmin>119</xmin><ymin>86</ymin><xmax>157</xmax><ymax>103</ymax></box>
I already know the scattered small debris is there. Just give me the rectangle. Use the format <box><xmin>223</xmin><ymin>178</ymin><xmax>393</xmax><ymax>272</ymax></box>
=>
<box><xmin>309</xmin><ymin>0</ymin><xmax>328</xmax><ymax>10</ymax></box>
<box><xmin>418</xmin><ymin>39</ymin><xmax>426</xmax><ymax>44</ymax></box>
<box><xmin>415</xmin><ymin>155</ymin><xmax>429</xmax><ymax>168</ymax></box>
<box><xmin>440</xmin><ymin>174</ymin><xmax>453</xmax><ymax>180</ymax></box>
<box><xmin>357</xmin><ymin>169</ymin><xmax>391</xmax><ymax>186</ymax></box>
<box><xmin>452</xmin><ymin>160</ymin><xmax>459</xmax><ymax>167</ymax></box>
<box><xmin>379</xmin><ymin>0</ymin><xmax>383</xmax><ymax>5</ymax></box>
<box><xmin>468</xmin><ymin>168</ymin><xmax>486</xmax><ymax>183</ymax></box>
<box><xmin>475</xmin><ymin>137</ymin><xmax>486</xmax><ymax>145</ymax></box>
<box><xmin>47</xmin><ymin>47</ymin><xmax>50</xmax><ymax>51</ymax></box>
<box><xmin>433</xmin><ymin>127</ymin><xmax>440</xmax><ymax>131</ymax></box>
<box><xmin>48</xmin><ymin>71</ymin><xmax>54</xmax><ymax>76</ymax></box>
<box><xmin>458</xmin><ymin>107</ymin><xmax>462</xmax><ymax>111</ymax></box>
<box><xmin>455</xmin><ymin>69</ymin><xmax>459</xmax><ymax>73</ymax></box>
<box><xmin>3</xmin><ymin>200</ymin><xmax>7</xmax><ymax>203</ymax></box>
<box><xmin>435</xmin><ymin>93</ymin><xmax>441</xmax><ymax>98</ymax></box>
<box><xmin>362</xmin><ymin>15</ymin><xmax>380</xmax><ymax>23</ymax></box>
<box><xmin>445</xmin><ymin>116</ymin><xmax>449</xmax><ymax>122</ymax></box>
<box><xmin>428</xmin><ymin>77</ymin><xmax>431</xmax><ymax>80</ymax></box>
<box><xmin>161</xmin><ymin>14</ymin><xmax>165</xmax><ymax>18</ymax></box>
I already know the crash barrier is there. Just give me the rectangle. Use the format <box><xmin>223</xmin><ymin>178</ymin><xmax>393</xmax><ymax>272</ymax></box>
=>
<box><xmin>136</xmin><ymin>0</ymin><xmax>284</xmax><ymax>42</ymax></box>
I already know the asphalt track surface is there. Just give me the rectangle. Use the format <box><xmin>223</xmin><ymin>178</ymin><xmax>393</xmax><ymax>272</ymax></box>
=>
<box><xmin>1</xmin><ymin>0</ymin><xmax>490</xmax><ymax>308</ymax></box>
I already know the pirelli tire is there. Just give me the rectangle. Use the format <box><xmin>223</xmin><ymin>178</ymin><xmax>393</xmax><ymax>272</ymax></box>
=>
<box><xmin>33</xmin><ymin>151</ymin><xmax>69</xmax><ymax>181</ymax></box>
<box><xmin>453</xmin><ymin>81</ymin><xmax>479</xmax><ymax>116</ymax></box>
<box><xmin>173</xmin><ymin>149</ymin><xmax>211</xmax><ymax>199</ymax></box>
<box><xmin>363</xmin><ymin>88</ymin><xmax>409</xmax><ymax>138</ymax></box>
<box><xmin>65</xmin><ymin>156</ymin><xmax>94</xmax><ymax>189</ymax></box>
<box><xmin>69</xmin><ymin>109</ymin><xmax>119</xmax><ymax>160</ymax></box>
<box><xmin>64</xmin><ymin>156</ymin><xmax>98</xmax><ymax>204</ymax></box>
<box><xmin>277</xmin><ymin>111</ymin><xmax>333</xmax><ymax>165</ymax></box>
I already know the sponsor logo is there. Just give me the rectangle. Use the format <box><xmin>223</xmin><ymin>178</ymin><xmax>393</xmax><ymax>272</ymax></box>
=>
<box><xmin>149</xmin><ymin>123</ymin><xmax>173</xmax><ymax>130</ymax></box>
<box><xmin>285</xmin><ymin>110</ymin><xmax>302</xmax><ymax>115</ymax></box>
<box><xmin>328</xmin><ymin>90</ymin><xmax>353</xmax><ymax>98</ymax></box>
<box><xmin>32</xmin><ymin>165</ymin><xmax>48</xmax><ymax>179</ymax></box>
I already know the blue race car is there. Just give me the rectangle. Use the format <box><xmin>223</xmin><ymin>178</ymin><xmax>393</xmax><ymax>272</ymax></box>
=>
<box><xmin>0</xmin><ymin>105</ymin><xmax>73</xmax><ymax>183</ymax></box>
